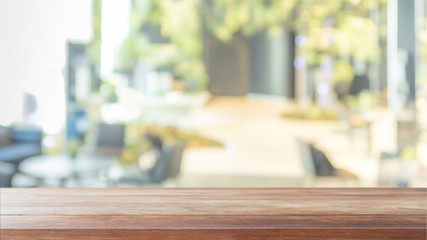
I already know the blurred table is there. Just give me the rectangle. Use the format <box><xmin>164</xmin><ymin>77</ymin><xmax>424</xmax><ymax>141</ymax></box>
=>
<box><xmin>19</xmin><ymin>154</ymin><xmax>114</xmax><ymax>187</ymax></box>
<box><xmin>1</xmin><ymin>188</ymin><xmax>426</xmax><ymax>239</ymax></box>
<box><xmin>101</xmin><ymin>162</ymin><xmax>149</xmax><ymax>187</ymax></box>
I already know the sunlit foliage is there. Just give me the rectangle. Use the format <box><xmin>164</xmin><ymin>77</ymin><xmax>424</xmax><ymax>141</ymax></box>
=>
<box><xmin>115</xmin><ymin>0</ymin><xmax>385</xmax><ymax>91</ymax></box>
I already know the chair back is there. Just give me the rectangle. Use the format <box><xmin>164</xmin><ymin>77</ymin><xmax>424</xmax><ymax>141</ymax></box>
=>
<box><xmin>95</xmin><ymin>123</ymin><xmax>125</xmax><ymax>156</ymax></box>
<box><xmin>149</xmin><ymin>146</ymin><xmax>173</xmax><ymax>183</ymax></box>
<box><xmin>296</xmin><ymin>139</ymin><xmax>316</xmax><ymax>177</ymax></box>
<box><xmin>166</xmin><ymin>140</ymin><xmax>187</xmax><ymax>179</ymax></box>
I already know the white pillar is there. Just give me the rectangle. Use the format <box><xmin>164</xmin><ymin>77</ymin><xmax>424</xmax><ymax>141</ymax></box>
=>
<box><xmin>100</xmin><ymin>0</ymin><xmax>131</xmax><ymax>79</ymax></box>
<box><xmin>387</xmin><ymin>0</ymin><xmax>398</xmax><ymax>114</ymax></box>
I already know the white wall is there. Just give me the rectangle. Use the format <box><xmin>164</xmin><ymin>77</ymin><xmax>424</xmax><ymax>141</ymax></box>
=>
<box><xmin>0</xmin><ymin>0</ymin><xmax>91</xmax><ymax>134</ymax></box>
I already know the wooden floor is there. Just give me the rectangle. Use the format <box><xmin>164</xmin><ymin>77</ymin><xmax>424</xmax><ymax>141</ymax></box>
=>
<box><xmin>1</xmin><ymin>188</ymin><xmax>426</xmax><ymax>239</ymax></box>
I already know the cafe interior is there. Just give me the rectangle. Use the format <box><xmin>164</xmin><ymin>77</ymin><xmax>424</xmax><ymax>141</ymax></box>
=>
<box><xmin>0</xmin><ymin>0</ymin><xmax>427</xmax><ymax>188</ymax></box>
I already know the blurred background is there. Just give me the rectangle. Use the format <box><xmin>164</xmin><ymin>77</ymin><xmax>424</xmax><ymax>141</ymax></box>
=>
<box><xmin>1</xmin><ymin>0</ymin><xmax>427</xmax><ymax>188</ymax></box>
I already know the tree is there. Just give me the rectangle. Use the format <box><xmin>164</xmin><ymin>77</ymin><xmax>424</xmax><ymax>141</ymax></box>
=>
<box><xmin>115</xmin><ymin>0</ymin><xmax>385</xmax><ymax>94</ymax></box>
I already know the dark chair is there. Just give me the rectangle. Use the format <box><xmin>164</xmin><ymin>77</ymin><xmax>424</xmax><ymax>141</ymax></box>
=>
<box><xmin>149</xmin><ymin>140</ymin><xmax>187</xmax><ymax>184</ymax></box>
<box><xmin>73</xmin><ymin>123</ymin><xmax>125</xmax><ymax>186</ymax></box>
<box><xmin>166</xmin><ymin>140</ymin><xmax>187</xmax><ymax>179</ymax></box>
<box><xmin>149</xmin><ymin>145</ymin><xmax>173</xmax><ymax>183</ymax></box>
<box><xmin>95</xmin><ymin>123</ymin><xmax>125</xmax><ymax>157</ymax></box>
<box><xmin>105</xmin><ymin>140</ymin><xmax>187</xmax><ymax>187</ymax></box>
<box><xmin>308</xmin><ymin>144</ymin><xmax>339</xmax><ymax>177</ymax></box>
<box><xmin>297</xmin><ymin>139</ymin><xmax>358</xmax><ymax>186</ymax></box>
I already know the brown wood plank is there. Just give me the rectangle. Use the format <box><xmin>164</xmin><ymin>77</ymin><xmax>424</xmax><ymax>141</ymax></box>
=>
<box><xmin>1</xmin><ymin>229</ymin><xmax>426</xmax><ymax>240</ymax></box>
<box><xmin>2</xmin><ymin>188</ymin><xmax>425</xmax><ymax>215</ymax></box>
<box><xmin>1</xmin><ymin>188</ymin><xmax>426</xmax><ymax>239</ymax></box>
<box><xmin>2</xmin><ymin>215</ymin><xmax>425</xmax><ymax>229</ymax></box>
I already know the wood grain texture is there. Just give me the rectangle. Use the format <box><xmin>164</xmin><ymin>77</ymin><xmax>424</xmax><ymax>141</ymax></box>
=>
<box><xmin>1</xmin><ymin>188</ymin><xmax>426</xmax><ymax>239</ymax></box>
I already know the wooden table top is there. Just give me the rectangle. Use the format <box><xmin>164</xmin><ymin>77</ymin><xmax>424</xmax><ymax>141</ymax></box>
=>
<box><xmin>1</xmin><ymin>188</ymin><xmax>426</xmax><ymax>239</ymax></box>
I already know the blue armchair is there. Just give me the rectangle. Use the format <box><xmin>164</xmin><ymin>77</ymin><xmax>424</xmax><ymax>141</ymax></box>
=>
<box><xmin>0</xmin><ymin>126</ymin><xmax>42</xmax><ymax>166</ymax></box>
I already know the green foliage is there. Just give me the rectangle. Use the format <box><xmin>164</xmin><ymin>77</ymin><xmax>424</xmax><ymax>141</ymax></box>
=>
<box><xmin>281</xmin><ymin>105</ymin><xmax>339</xmax><ymax>121</ymax></box>
<box><xmin>417</xmin><ymin>19</ymin><xmax>427</xmax><ymax>89</ymax></box>
<box><xmin>119</xmin><ymin>0</ymin><xmax>207</xmax><ymax>91</ymax></box>
<box><xmin>296</xmin><ymin>0</ymin><xmax>382</xmax><ymax>68</ymax></box>
<box><xmin>121</xmin><ymin>123</ymin><xmax>224</xmax><ymax>164</ymax></box>
<box><xmin>202</xmin><ymin>0</ymin><xmax>296</xmax><ymax>41</ymax></box>
<box><xmin>87</xmin><ymin>0</ymin><xmax>102</xmax><ymax>67</ymax></box>
<box><xmin>333</xmin><ymin>60</ymin><xmax>354</xmax><ymax>83</ymax></box>
<box><xmin>333</xmin><ymin>16</ymin><xmax>380</xmax><ymax>62</ymax></box>
<box><xmin>419</xmin><ymin>20</ymin><xmax>427</xmax><ymax>61</ymax></box>
<box><xmin>116</xmin><ymin>35</ymin><xmax>153</xmax><ymax>72</ymax></box>
<box><xmin>113</xmin><ymin>0</ymin><xmax>384</xmax><ymax>91</ymax></box>
<box><xmin>400</xmin><ymin>146</ymin><xmax>417</xmax><ymax>161</ymax></box>
<box><xmin>345</xmin><ymin>90</ymin><xmax>377</xmax><ymax>110</ymax></box>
